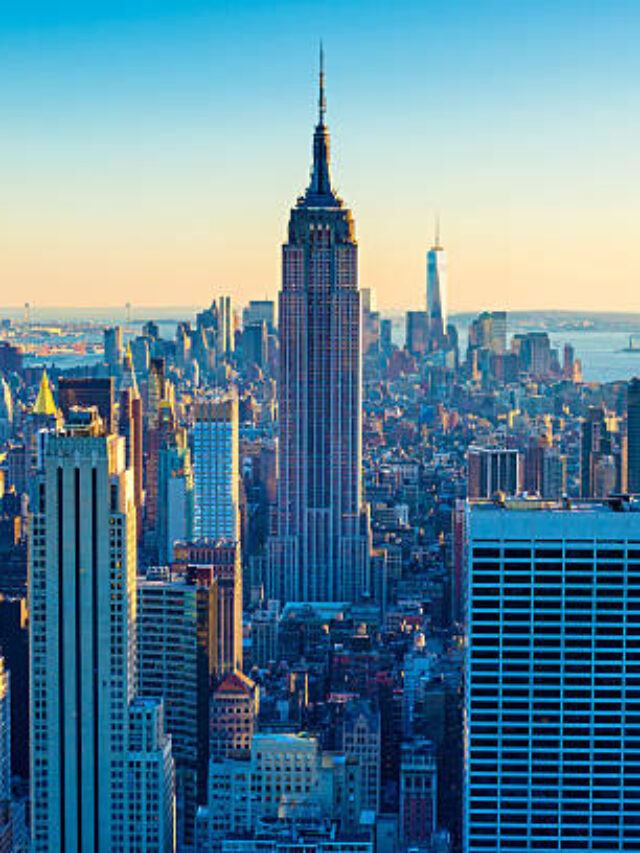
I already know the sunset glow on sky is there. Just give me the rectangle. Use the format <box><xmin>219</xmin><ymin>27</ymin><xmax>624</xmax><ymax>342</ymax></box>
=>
<box><xmin>1</xmin><ymin>0</ymin><xmax>639</xmax><ymax>311</ymax></box>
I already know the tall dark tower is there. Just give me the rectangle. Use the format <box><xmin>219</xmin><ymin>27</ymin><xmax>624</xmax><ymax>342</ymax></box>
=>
<box><xmin>268</xmin><ymin>50</ymin><xmax>371</xmax><ymax>603</ymax></box>
<box><xmin>628</xmin><ymin>378</ymin><xmax>640</xmax><ymax>492</ymax></box>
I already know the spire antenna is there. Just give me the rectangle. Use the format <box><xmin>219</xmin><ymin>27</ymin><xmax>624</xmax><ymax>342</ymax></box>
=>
<box><xmin>435</xmin><ymin>213</ymin><xmax>441</xmax><ymax>249</ymax></box>
<box><xmin>319</xmin><ymin>41</ymin><xmax>326</xmax><ymax>125</ymax></box>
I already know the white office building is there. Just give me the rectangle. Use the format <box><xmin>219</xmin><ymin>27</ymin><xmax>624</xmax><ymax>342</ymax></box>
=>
<box><xmin>465</xmin><ymin>497</ymin><xmax>640</xmax><ymax>851</ymax></box>
<box><xmin>29</xmin><ymin>410</ymin><xmax>174</xmax><ymax>852</ymax></box>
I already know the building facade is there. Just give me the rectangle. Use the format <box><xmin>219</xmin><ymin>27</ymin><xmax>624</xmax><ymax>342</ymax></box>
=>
<box><xmin>465</xmin><ymin>497</ymin><xmax>640</xmax><ymax>851</ymax></box>
<box><xmin>191</xmin><ymin>395</ymin><xmax>239</xmax><ymax>542</ymax></box>
<box><xmin>628</xmin><ymin>377</ymin><xmax>640</xmax><ymax>493</ymax></box>
<box><xmin>173</xmin><ymin>539</ymin><xmax>243</xmax><ymax>675</ymax></box>
<box><xmin>138</xmin><ymin>571</ymin><xmax>216</xmax><ymax>848</ymax></box>
<box><xmin>209</xmin><ymin>672</ymin><xmax>258</xmax><ymax>761</ymax></box>
<box><xmin>467</xmin><ymin>446</ymin><xmax>521</xmax><ymax>499</ymax></box>
<box><xmin>268</xmin><ymin>54</ymin><xmax>370</xmax><ymax>604</ymax></box>
<box><xmin>29</xmin><ymin>410</ymin><xmax>174</xmax><ymax>852</ymax></box>
<box><xmin>399</xmin><ymin>740</ymin><xmax>437</xmax><ymax>849</ymax></box>
<box><xmin>127</xmin><ymin>699</ymin><xmax>174</xmax><ymax>853</ymax></box>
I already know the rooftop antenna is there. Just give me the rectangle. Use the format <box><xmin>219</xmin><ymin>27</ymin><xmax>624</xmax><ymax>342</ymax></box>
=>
<box><xmin>318</xmin><ymin>41</ymin><xmax>326</xmax><ymax>125</ymax></box>
<box><xmin>435</xmin><ymin>213</ymin><xmax>441</xmax><ymax>249</ymax></box>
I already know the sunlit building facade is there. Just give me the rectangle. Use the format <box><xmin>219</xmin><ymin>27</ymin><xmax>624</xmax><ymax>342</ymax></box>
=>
<box><xmin>268</xmin><ymin>53</ymin><xmax>370</xmax><ymax>604</ymax></box>
<box><xmin>29</xmin><ymin>410</ymin><xmax>174</xmax><ymax>853</ymax></box>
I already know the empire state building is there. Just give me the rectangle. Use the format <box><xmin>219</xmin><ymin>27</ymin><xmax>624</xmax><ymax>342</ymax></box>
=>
<box><xmin>268</xmin><ymin>54</ymin><xmax>371</xmax><ymax>604</ymax></box>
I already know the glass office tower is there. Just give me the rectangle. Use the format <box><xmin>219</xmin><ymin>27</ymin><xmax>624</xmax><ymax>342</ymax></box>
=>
<box><xmin>465</xmin><ymin>497</ymin><xmax>640</xmax><ymax>851</ymax></box>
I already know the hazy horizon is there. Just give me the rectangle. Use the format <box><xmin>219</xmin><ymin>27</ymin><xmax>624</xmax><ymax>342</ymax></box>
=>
<box><xmin>6</xmin><ymin>304</ymin><xmax>640</xmax><ymax>323</ymax></box>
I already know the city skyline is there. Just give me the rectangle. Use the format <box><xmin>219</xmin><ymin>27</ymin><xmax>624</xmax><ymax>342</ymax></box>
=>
<box><xmin>2</xmin><ymin>1</ymin><xmax>640</xmax><ymax>311</ymax></box>
<box><xmin>5</xmin><ymin>5</ymin><xmax>640</xmax><ymax>851</ymax></box>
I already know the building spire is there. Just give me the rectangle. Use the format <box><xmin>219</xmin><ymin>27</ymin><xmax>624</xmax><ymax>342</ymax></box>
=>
<box><xmin>303</xmin><ymin>43</ymin><xmax>339</xmax><ymax>207</ymax></box>
<box><xmin>33</xmin><ymin>368</ymin><xmax>58</xmax><ymax>417</ymax></box>
<box><xmin>319</xmin><ymin>41</ymin><xmax>326</xmax><ymax>125</ymax></box>
<box><xmin>434</xmin><ymin>213</ymin><xmax>441</xmax><ymax>249</ymax></box>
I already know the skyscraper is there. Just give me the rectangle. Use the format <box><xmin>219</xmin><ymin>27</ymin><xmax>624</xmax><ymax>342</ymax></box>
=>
<box><xmin>628</xmin><ymin>378</ymin><xmax>640</xmax><ymax>493</ymax></box>
<box><xmin>57</xmin><ymin>377</ymin><xmax>115</xmax><ymax>432</ymax></box>
<box><xmin>268</xmin><ymin>50</ymin><xmax>370</xmax><ymax>603</ymax></box>
<box><xmin>138</xmin><ymin>569</ymin><xmax>216</xmax><ymax>848</ymax></box>
<box><xmin>426</xmin><ymin>226</ymin><xmax>447</xmax><ymax>346</ymax></box>
<box><xmin>580</xmin><ymin>404</ymin><xmax>612</xmax><ymax>498</ymax></box>
<box><xmin>173</xmin><ymin>539</ymin><xmax>243</xmax><ymax>675</ymax></box>
<box><xmin>191</xmin><ymin>394</ymin><xmax>240</xmax><ymax>541</ymax></box>
<box><xmin>465</xmin><ymin>497</ymin><xmax>640</xmax><ymax>850</ymax></box>
<box><xmin>406</xmin><ymin>310</ymin><xmax>430</xmax><ymax>355</ymax></box>
<box><xmin>29</xmin><ymin>408</ymin><xmax>174</xmax><ymax>852</ymax></box>
<box><xmin>103</xmin><ymin>326</ymin><xmax>123</xmax><ymax>373</ymax></box>
<box><xmin>118</xmin><ymin>345</ymin><xmax>144</xmax><ymax>531</ymax></box>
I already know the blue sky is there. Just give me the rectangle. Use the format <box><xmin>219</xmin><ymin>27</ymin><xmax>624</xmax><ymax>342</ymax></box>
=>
<box><xmin>1</xmin><ymin>0</ymin><xmax>639</xmax><ymax>310</ymax></box>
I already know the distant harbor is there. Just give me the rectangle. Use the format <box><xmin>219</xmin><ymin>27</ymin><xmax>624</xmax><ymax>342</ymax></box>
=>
<box><xmin>4</xmin><ymin>308</ymin><xmax>640</xmax><ymax>384</ymax></box>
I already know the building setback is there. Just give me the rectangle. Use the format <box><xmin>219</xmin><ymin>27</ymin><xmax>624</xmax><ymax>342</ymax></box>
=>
<box><xmin>268</xmin><ymin>51</ymin><xmax>370</xmax><ymax>604</ymax></box>
<box><xmin>29</xmin><ymin>410</ymin><xmax>174</xmax><ymax>852</ymax></box>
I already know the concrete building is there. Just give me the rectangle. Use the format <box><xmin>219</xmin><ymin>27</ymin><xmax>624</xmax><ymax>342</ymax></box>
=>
<box><xmin>405</xmin><ymin>311</ymin><xmax>430</xmax><ymax>356</ymax></box>
<box><xmin>341</xmin><ymin>702</ymin><xmax>380</xmax><ymax>814</ymax></box>
<box><xmin>466</xmin><ymin>446</ymin><xmax>521</xmax><ymax>499</ymax></box>
<box><xmin>251</xmin><ymin>733</ymin><xmax>320</xmax><ymax>819</ymax></box>
<box><xmin>196</xmin><ymin>732</ymin><xmax>321</xmax><ymax>849</ymax></box>
<box><xmin>580</xmin><ymin>405</ymin><xmax>613</xmax><ymax>498</ymax></box>
<box><xmin>243</xmin><ymin>300</ymin><xmax>275</xmax><ymax>332</ymax></box>
<box><xmin>29</xmin><ymin>409</ymin><xmax>174</xmax><ymax>852</ymax></box>
<box><xmin>138</xmin><ymin>570</ymin><xmax>216</xmax><ymax>848</ymax></box>
<box><xmin>399</xmin><ymin>740</ymin><xmax>437</xmax><ymax>849</ymax></box>
<box><xmin>210</xmin><ymin>672</ymin><xmax>258</xmax><ymax>761</ymax></box>
<box><xmin>156</xmin><ymin>433</ymin><xmax>194</xmax><ymax>565</ymax></box>
<box><xmin>250</xmin><ymin>608</ymin><xmax>279</xmax><ymax>669</ymax></box>
<box><xmin>57</xmin><ymin>377</ymin><xmax>115</xmax><ymax>432</ymax></box>
<box><xmin>103</xmin><ymin>326</ymin><xmax>123</xmax><ymax>373</ymax></box>
<box><xmin>128</xmin><ymin>699</ymin><xmax>174</xmax><ymax>853</ymax></box>
<box><xmin>173</xmin><ymin>539</ymin><xmax>243</xmax><ymax>675</ymax></box>
<box><xmin>0</xmin><ymin>598</ymin><xmax>28</xmax><ymax>781</ymax></box>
